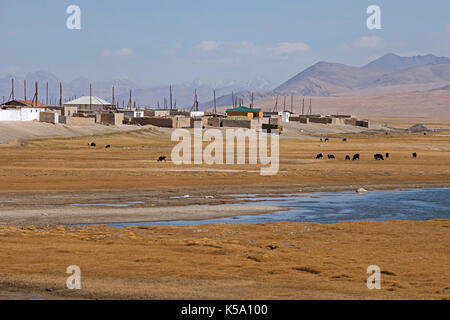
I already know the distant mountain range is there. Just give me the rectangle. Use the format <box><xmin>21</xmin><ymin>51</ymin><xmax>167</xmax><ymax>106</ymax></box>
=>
<box><xmin>1</xmin><ymin>53</ymin><xmax>449</xmax><ymax>110</ymax></box>
<box><xmin>0</xmin><ymin>71</ymin><xmax>275</xmax><ymax>109</ymax></box>
<box><xmin>200</xmin><ymin>53</ymin><xmax>450</xmax><ymax>109</ymax></box>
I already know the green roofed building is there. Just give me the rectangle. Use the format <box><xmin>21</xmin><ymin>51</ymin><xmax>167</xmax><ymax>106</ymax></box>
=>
<box><xmin>225</xmin><ymin>106</ymin><xmax>263</xmax><ymax>119</ymax></box>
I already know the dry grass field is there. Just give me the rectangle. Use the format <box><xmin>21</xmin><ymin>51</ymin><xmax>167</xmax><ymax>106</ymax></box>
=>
<box><xmin>0</xmin><ymin>118</ymin><xmax>449</xmax><ymax>299</ymax></box>
<box><xmin>1</xmin><ymin>220</ymin><xmax>449</xmax><ymax>299</ymax></box>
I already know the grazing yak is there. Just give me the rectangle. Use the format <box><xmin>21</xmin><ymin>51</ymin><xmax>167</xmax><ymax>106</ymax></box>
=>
<box><xmin>345</xmin><ymin>155</ymin><xmax>351</xmax><ymax>160</ymax></box>
<box><xmin>385</xmin><ymin>152</ymin><xmax>389</xmax><ymax>158</ymax></box>
<box><xmin>327</xmin><ymin>154</ymin><xmax>335</xmax><ymax>159</ymax></box>
<box><xmin>315</xmin><ymin>153</ymin><xmax>324</xmax><ymax>159</ymax></box>
<box><xmin>320</xmin><ymin>138</ymin><xmax>323</xmax><ymax>142</ymax></box>
<box><xmin>352</xmin><ymin>154</ymin><xmax>360</xmax><ymax>161</ymax></box>
<box><xmin>324</xmin><ymin>138</ymin><xmax>329</xmax><ymax>142</ymax></box>
<box><xmin>342</xmin><ymin>138</ymin><xmax>347</xmax><ymax>142</ymax></box>
<box><xmin>105</xmin><ymin>145</ymin><xmax>111</xmax><ymax>149</ymax></box>
<box><xmin>412</xmin><ymin>152</ymin><xmax>417</xmax><ymax>158</ymax></box>
<box><xmin>89</xmin><ymin>142</ymin><xmax>96</xmax><ymax>147</ymax></box>
<box><xmin>374</xmin><ymin>153</ymin><xmax>384</xmax><ymax>160</ymax></box>
<box><xmin>157</xmin><ymin>156</ymin><xmax>167</xmax><ymax>162</ymax></box>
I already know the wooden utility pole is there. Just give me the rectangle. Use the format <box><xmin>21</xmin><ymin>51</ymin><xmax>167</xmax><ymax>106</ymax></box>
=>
<box><xmin>24</xmin><ymin>80</ymin><xmax>26</xmax><ymax>101</ymax></box>
<box><xmin>309</xmin><ymin>98</ymin><xmax>312</xmax><ymax>115</ymax></box>
<box><xmin>112</xmin><ymin>86</ymin><xmax>115</xmax><ymax>106</ymax></box>
<box><xmin>46</xmin><ymin>82</ymin><xmax>48</xmax><ymax>105</ymax></box>
<box><xmin>231</xmin><ymin>91</ymin><xmax>234</xmax><ymax>108</ymax></box>
<box><xmin>213</xmin><ymin>90</ymin><xmax>217</xmax><ymax>115</ymax></box>
<box><xmin>195</xmin><ymin>89</ymin><xmax>199</xmax><ymax>111</ymax></box>
<box><xmin>128</xmin><ymin>89</ymin><xmax>132</xmax><ymax>110</ymax></box>
<box><xmin>273</xmin><ymin>96</ymin><xmax>278</xmax><ymax>112</ymax></box>
<box><xmin>35</xmin><ymin>82</ymin><xmax>38</xmax><ymax>105</ymax></box>
<box><xmin>11</xmin><ymin>79</ymin><xmax>14</xmax><ymax>100</ymax></box>
<box><xmin>59</xmin><ymin>83</ymin><xmax>62</xmax><ymax>107</ymax></box>
<box><xmin>291</xmin><ymin>95</ymin><xmax>293</xmax><ymax>113</ymax></box>
<box><xmin>283</xmin><ymin>96</ymin><xmax>286</xmax><ymax>111</ymax></box>
<box><xmin>251</xmin><ymin>92</ymin><xmax>254</xmax><ymax>109</ymax></box>
<box><xmin>89</xmin><ymin>83</ymin><xmax>92</xmax><ymax>111</ymax></box>
<box><xmin>302</xmin><ymin>98</ymin><xmax>305</xmax><ymax>115</ymax></box>
<box><xmin>169</xmin><ymin>85</ymin><xmax>173</xmax><ymax>110</ymax></box>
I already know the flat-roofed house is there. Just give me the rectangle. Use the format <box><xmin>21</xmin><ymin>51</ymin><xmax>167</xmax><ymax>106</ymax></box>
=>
<box><xmin>226</xmin><ymin>106</ymin><xmax>263</xmax><ymax>119</ymax></box>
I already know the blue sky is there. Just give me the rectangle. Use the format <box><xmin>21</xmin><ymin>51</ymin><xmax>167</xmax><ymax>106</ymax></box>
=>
<box><xmin>1</xmin><ymin>0</ymin><xmax>449</xmax><ymax>86</ymax></box>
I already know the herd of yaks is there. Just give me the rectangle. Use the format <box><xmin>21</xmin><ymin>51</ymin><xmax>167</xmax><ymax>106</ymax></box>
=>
<box><xmin>88</xmin><ymin>142</ymin><xmax>167</xmax><ymax>162</ymax></box>
<box><xmin>86</xmin><ymin>136</ymin><xmax>418</xmax><ymax>163</ymax></box>
<box><xmin>315</xmin><ymin>138</ymin><xmax>418</xmax><ymax>161</ymax></box>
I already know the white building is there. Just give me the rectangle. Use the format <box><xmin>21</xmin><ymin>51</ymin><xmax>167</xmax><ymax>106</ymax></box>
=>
<box><xmin>0</xmin><ymin>107</ymin><xmax>42</xmax><ymax>121</ymax></box>
<box><xmin>190</xmin><ymin>111</ymin><xmax>204</xmax><ymax>117</ymax></box>
<box><xmin>122</xmin><ymin>110</ymin><xmax>144</xmax><ymax>118</ymax></box>
<box><xmin>278</xmin><ymin>111</ymin><xmax>291</xmax><ymax>122</ymax></box>
<box><xmin>64</xmin><ymin>96</ymin><xmax>112</xmax><ymax>112</ymax></box>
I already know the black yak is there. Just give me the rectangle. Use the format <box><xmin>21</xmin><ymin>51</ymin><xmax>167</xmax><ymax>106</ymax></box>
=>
<box><xmin>352</xmin><ymin>154</ymin><xmax>360</xmax><ymax>161</ymax></box>
<box><xmin>328</xmin><ymin>154</ymin><xmax>335</xmax><ymax>159</ymax></box>
<box><xmin>385</xmin><ymin>152</ymin><xmax>389</xmax><ymax>158</ymax></box>
<box><xmin>157</xmin><ymin>156</ymin><xmax>167</xmax><ymax>162</ymax></box>
<box><xmin>374</xmin><ymin>153</ymin><xmax>384</xmax><ymax>160</ymax></box>
<box><xmin>412</xmin><ymin>152</ymin><xmax>417</xmax><ymax>158</ymax></box>
<box><xmin>105</xmin><ymin>145</ymin><xmax>111</xmax><ymax>148</ymax></box>
<box><xmin>315</xmin><ymin>153</ymin><xmax>324</xmax><ymax>159</ymax></box>
<box><xmin>89</xmin><ymin>142</ymin><xmax>96</xmax><ymax>147</ymax></box>
<box><xmin>345</xmin><ymin>155</ymin><xmax>351</xmax><ymax>160</ymax></box>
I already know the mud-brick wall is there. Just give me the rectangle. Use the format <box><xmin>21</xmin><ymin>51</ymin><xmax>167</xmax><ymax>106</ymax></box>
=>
<box><xmin>39</xmin><ymin>112</ymin><xmax>59</xmax><ymax>124</ymax></box>
<box><xmin>222</xmin><ymin>119</ymin><xmax>252</xmax><ymax>129</ymax></box>
<box><xmin>60</xmin><ymin>116</ymin><xmax>95</xmax><ymax>126</ymax></box>
<box><xmin>344</xmin><ymin>118</ymin><xmax>357</xmax><ymax>126</ymax></box>
<box><xmin>207</xmin><ymin>117</ymin><xmax>221</xmax><ymax>127</ymax></box>
<box><xmin>356</xmin><ymin>120</ymin><xmax>370</xmax><ymax>128</ymax></box>
<box><xmin>290</xmin><ymin>116</ymin><xmax>309</xmax><ymax>124</ymax></box>
<box><xmin>129</xmin><ymin>117</ymin><xmax>174</xmax><ymax>127</ymax></box>
<box><xmin>98</xmin><ymin>113</ymin><xmax>124</xmax><ymax>126</ymax></box>
<box><xmin>174</xmin><ymin>117</ymin><xmax>191</xmax><ymax>128</ymax></box>
<box><xmin>309</xmin><ymin>117</ymin><xmax>330</xmax><ymax>124</ymax></box>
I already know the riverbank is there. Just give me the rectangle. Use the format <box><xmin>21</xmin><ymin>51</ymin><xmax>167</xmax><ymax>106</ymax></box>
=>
<box><xmin>1</xmin><ymin>183</ymin><xmax>449</xmax><ymax>225</ymax></box>
<box><xmin>1</xmin><ymin>219</ymin><xmax>449</xmax><ymax>299</ymax></box>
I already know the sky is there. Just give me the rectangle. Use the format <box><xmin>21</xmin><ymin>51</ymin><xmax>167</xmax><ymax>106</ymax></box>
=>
<box><xmin>0</xmin><ymin>0</ymin><xmax>449</xmax><ymax>86</ymax></box>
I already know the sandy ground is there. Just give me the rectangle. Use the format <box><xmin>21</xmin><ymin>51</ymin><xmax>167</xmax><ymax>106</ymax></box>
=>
<box><xmin>255</xmin><ymin>90</ymin><xmax>450</xmax><ymax>117</ymax></box>
<box><xmin>0</xmin><ymin>121</ymin><xmax>144</xmax><ymax>143</ymax></box>
<box><xmin>0</xmin><ymin>220</ymin><xmax>449</xmax><ymax>299</ymax></box>
<box><xmin>0</xmin><ymin>118</ymin><xmax>449</xmax><ymax>299</ymax></box>
<box><xmin>0</xmin><ymin>204</ymin><xmax>287</xmax><ymax>225</ymax></box>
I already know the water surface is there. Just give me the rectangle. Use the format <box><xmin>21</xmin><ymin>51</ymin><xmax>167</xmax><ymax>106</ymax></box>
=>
<box><xmin>110</xmin><ymin>188</ymin><xmax>450</xmax><ymax>227</ymax></box>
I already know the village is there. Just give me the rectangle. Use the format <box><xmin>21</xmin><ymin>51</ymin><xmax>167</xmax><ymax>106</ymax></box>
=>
<box><xmin>0</xmin><ymin>79</ymin><xmax>370</xmax><ymax>133</ymax></box>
